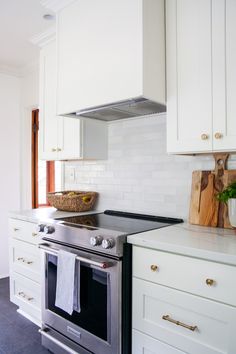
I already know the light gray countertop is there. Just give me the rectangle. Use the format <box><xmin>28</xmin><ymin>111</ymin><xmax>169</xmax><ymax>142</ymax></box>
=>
<box><xmin>9</xmin><ymin>208</ymin><xmax>236</xmax><ymax>265</ymax></box>
<box><xmin>9</xmin><ymin>207</ymin><xmax>98</xmax><ymax>223</ymax></box>
<box><xmin>128</xmin><ymin>222</ymin><xmax>236</xmax><ymax>265</ymax></box>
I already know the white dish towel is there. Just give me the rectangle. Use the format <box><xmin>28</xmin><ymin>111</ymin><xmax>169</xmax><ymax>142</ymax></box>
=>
<box><xmin>55</xmin><ymin>250</ymin><xmax>77</xmax><ymax>315</ymax></box>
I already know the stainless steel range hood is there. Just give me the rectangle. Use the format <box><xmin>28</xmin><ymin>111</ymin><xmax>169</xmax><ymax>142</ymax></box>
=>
<box><xmin>65</xmin><ymin>97</ymin><xmax>166</xmax><ymax>122</ymax></box>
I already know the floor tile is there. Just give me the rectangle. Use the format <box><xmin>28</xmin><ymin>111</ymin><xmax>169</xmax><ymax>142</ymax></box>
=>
<box><xmin>0</xmin><ymin>278</ymin><xmax>49</xmax><ymax>354</ymax></box>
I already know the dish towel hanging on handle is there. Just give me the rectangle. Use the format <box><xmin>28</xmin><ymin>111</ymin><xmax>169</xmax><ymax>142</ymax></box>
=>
<box><xmin>55</xmin><ymin>250</ymin><xmax>78</xmax><ymax>315</ymax></box>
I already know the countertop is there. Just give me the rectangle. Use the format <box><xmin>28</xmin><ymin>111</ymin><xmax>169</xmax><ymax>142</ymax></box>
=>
<box><xmin>128</xmin><ymin>222</ymin><xmax>236</xmax><ymax>265</ymax></box>
<box><xmin>9</xmin><ymin>209</ymin><xmax>236</xmax><ymax>265</ymax></box>
<box><xmin>9</xmin><ymin>207</ymin><xmax>98</xmax><ymax>223</ymax></box>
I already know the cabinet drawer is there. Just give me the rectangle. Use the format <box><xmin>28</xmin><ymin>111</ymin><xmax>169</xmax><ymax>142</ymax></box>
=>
<box><xmin>133</xmin><ymin>329</ymin><xmax>185</xmax><ymax>354</ymax></box>
<box><xmin>133</xmin><ymin>246</ymin><xmax>236</xmax><ymax>306</ymax></box>
<box><xmin>133</xmin><ymin>278</ymin><xmax>236</xmax><ymax>354</ymax></box>
<box><xmin>9</xmin><ymin>218</ymin><xmax>40</xmax><ymax>245</ymax></box>
<box><xmin>10</xmin><ymin>239</ymin><xmax>41</xmax><ymax>282</ymax></box>
<box><xmin>10</xmin><ymin>272</ymin><xmax>41</xmax><ymax>322</ymax></box>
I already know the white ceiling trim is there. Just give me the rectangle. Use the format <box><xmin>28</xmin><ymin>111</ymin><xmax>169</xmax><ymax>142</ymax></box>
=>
<box><xmin>30</xmin><ymin>26</ymin><xmax>56</xmax><ymax>47</ymax></box>
<box><xmin>40</xmin><ymin>0</ymin><xmax>76</xmax><ymax>12</ymax></box>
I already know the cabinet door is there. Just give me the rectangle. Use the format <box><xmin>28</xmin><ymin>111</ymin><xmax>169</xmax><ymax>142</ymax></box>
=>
<box><xmin>133</xmin><ymin>278</ymin><xmax>236</xmax><ymax>354</ymax></box>
<box><xmin>57</xmin><ymin>116</ymin><xmax>81</xmax><ymax>160</ymax></box>
<box><xmin>212</xmin><ymin>0</ymin><xmax>236</xmax><ymax>151</ymax></box>
<box><xmin>39</xmin><ymin>40</ymin><xmax>58</xmax><ymax>160</ymax></box>
<box><xmin>166</xmin><ymin>0</ymin><xmax>213</xmax><ymax>153</ymax></box>
<box><xmin>133</xmin><ymin>330</ymin><xmax>185</xmax><ymax>354</ymax></box>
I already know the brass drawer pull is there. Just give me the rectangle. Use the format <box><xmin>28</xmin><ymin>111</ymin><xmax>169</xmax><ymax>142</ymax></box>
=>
<box><xmin>18</xmin><ymin>291</ymin><xmax>34</xmax><ymax>302</ymax></box>
<box><xmin>162</xmin><ymin>315</ymin><xmax>198</xmax><ymax>332</ymax></box>
<box><xmin>32</xmin><ymin>232</ymin><xmax>38</xmax><ymax>237</ymax></box>
<box><xmin>206</xmin><ymin>278</ymin><xmax>215</xmax><ymax>286</ymax></box>
<box><xmin>150</xmin><ymin>264</ymin><xmax>159</xmax><ymax>272</ymax></box>
<box><xmin>51</xmin><ymin>148</ymin><xmax>57</xmax><ymax>152</ymax></box>
<box><xmin>17</xmin><ymin>257</ymin><xmax>33</xmax><ymax>265</ymax></box>
<box><xmin>13</xmin><ymin>228</ymin><xmax>20</xmax><ymax>232</ymax></box>
<box><xmin>57</xmin><ymin>148</ymin><xmax>62</xmax><ymax>152</ymax></box>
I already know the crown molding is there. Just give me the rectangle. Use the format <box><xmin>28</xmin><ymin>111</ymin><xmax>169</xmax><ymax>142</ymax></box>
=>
<box><xmin>30</xmin><ymin>26</ymin><xmax>56</xmax><ymax>47</ymax></box>
<box><xmin>40</xmin><ymin>0</ymin><xmax>76</xmax><ymax>12</ymax></box>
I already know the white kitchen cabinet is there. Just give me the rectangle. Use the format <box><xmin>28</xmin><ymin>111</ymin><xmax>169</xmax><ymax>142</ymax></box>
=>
<box><xmin>132</xmin><ymin>245</ymin><xmax>236</xmax><ymax>354</ymax></box>
<box><xmin>9</xmin><ymin>218</ymin><xmax>42</xmax><ymax>325</ymax></box>
<box><xmin>39</xmin><ymin>39</ymin><xmax>108</xmax><ymax>160</ymax></box>
<box><xmin>166</xmin><ymin>0</ymin><xmax>236</xmax><ymax>154</ymax></box>
<box><xmin>56</xmin><ymin>0</ymin><xmax>165</xmax><ymax>116</ymax></box>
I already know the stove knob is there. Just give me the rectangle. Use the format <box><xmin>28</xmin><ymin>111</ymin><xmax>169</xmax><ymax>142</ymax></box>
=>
<box><xmin>43</xmin><ymin>225</ymin><xmax>55</xmax><ymax>234</ymax></box>
<box><xmin>36</xmin><ymin>224</ymin><xmax>45</xmax><ymax>233</ymax></box>
<box><xmin>90</xmin><ymin>236</ymin><xmax>103</xmax><ymax>246</ymax></box>
<box><xmin>102</xmin><ymin>238</ymin><xmax>115</xmax><ymax>249</ymax></box>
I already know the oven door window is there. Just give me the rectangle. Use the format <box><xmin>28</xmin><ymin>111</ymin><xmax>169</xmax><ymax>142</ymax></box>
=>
<box><xmin>47</xmin><ymin>254</ymin><xmax>109</xmax><ymax>341</ymax></box>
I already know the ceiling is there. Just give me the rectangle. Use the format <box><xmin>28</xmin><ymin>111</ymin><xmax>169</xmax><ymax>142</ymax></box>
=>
<box><xmin>0</xmin><ymin>0</ymin><xmax>55</xmax><ymax>76</ymax></box>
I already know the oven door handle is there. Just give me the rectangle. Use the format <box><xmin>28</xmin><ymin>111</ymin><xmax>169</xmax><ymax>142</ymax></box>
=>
<box><xmin>38</xmin><ymin>243</ymin><xmax>113</xmax><ymax>269</ymax></box>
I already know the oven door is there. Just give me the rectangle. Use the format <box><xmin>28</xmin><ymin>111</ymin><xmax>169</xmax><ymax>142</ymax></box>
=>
<box><xmin>40</xmin><ymin>243</ymin><xmax>122</xmax><ymax>354</ymax></box>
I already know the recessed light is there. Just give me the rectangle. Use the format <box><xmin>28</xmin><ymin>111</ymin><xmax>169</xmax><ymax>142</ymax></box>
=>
<box><xmin>43</xmin><ymin>14</ymin><xmax>55</xmax><ymax>21</ymax></box>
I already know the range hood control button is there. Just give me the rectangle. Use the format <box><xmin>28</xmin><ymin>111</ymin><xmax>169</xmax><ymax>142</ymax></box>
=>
<box><xmin>37</xmin><ymin>224</ymin><xmax>45</xmax><ymax>233</ymax></box>
<box><xmin>90</xmin><ymin>236</ymin><xmax>103</xmax><ymax>246</ymax></box>
<box><xmin>43</xmin><ymin>225</ymin><xmax>55</xmax><ymax>234</ymax></box>
<box><xmin>102</xmin><ymin>238</ymin><xmax>115</xmax><ymax>249</ymax></box>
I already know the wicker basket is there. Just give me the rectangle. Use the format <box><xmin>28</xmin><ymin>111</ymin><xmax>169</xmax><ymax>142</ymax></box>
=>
<box><xmin>47</xmin><ymin>191</ymin><xmax>98</xmax><ymax>212</ymax></box>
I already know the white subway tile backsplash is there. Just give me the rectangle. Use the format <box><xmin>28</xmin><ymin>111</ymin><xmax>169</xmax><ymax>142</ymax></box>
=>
<box><xmin>64</xmin><ymin>114</ymin><xmax>236</xmax><ymax>220</ymax></box>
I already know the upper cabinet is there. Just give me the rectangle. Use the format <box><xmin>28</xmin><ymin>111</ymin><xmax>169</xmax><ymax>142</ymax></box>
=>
<box><xmin>38</xmin><ymin>37</ymin><xmax>108</xmax><ymax>161</ymax></box>
<box><xmin>56</xmin><ymin>0</ymin><xmax>166</xmax><ymax>117</ymax></box>
<box><xmin>166</xmin><ymin>0</ymin><xmax>236</xmax><ymax>154</ymax></box>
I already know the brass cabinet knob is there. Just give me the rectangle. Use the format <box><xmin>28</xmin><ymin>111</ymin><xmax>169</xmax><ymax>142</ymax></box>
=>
<box><xmin>13</xmin><ymin>228</ymin><xmax>20</xmax><ymax>232</ymax></box>
<box><xmin>201</xmin><ymin>133</ymin><xmax>209</xmax><ymax>140</ymax></box>
<box><xmin>150</xmin><ymin>264</ymin><xmax>159</xmax><ymax>272</ymax></box>
<box><xmin>57</xmin><ymin>148</ymin><xmax>62</xmax><ymax>152</ymax></box>
<box><xmin>214</xmin><ymin>132</ymin><xmax>223</xmax><ymax>139</ymax></box>
<box><xmin>51</xmin><ymin>148</ymin><xmax>57</xmax><ymax>152</ymax></box>
<box><xmin>206</xmin><ymin>278</ymin><xmax>214</xmax><ymax>286</ymax></box>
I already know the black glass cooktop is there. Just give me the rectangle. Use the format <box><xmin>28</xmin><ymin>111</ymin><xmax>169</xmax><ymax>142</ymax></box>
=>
<box><xmin>57</xmin><ymin>210</ymin><xmax>183</xmax><ymax>235</ymax></box>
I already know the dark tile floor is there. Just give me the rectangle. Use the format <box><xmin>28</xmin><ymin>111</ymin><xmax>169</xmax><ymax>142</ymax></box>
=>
<box><xmin>0</xmin><ymin>277</ymin><xmax>49</xmax><ymax>354</ymax></box>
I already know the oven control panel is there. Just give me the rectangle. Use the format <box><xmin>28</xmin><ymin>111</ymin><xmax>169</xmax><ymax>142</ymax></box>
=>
<box><xmin>90</xmin><ymin>236</ymin><xmax>115</xmax><ymax>249</ymax></box>
<box><xmin>37</xmin><ymin>221</ymin><xmax>126</xmax><ymax>257</ymax></box>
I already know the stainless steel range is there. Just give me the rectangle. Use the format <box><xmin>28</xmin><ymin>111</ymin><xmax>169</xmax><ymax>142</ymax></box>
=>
<box><xmin>38</xmin><ymin>210</ymin><xmax>183</xmax><ymax>354</ymax></box>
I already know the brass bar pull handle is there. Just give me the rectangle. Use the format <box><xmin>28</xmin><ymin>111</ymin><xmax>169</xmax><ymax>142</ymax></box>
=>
<box><xmin>162</xmin><ymin>315</ymin><xmax>198</xmax><ymax>332</ymax></box>
<box><xmin>18</xmin><ymin>291</ymin><xmax>34</xmax><ymax>301</ymax></box>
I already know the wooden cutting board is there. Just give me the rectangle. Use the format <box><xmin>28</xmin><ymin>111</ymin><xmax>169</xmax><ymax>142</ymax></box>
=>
<box><xmin>189</xmin><ymin>154</ymin><xmax>236</xmax><ymax>229</ymax></box>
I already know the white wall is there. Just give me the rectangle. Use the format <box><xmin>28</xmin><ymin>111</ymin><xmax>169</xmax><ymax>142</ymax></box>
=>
<box><xmin>20</xmin><ymin>68</ymin><xmax>39</xmax><ymax>210</ymax></box>
<box><xmin>64</xmin><ymin>114</ymin><xmax>236</xmax><ymax>220</ymax></box>
<box><xmin>0</xmin><ymin>68</ymin><xmax>39</xmax><ymax>279</ymax></box>
<box><xmin>0</xmin><ymin>73</ymin><xmax>21</xmax><ymax>278</ymax></box>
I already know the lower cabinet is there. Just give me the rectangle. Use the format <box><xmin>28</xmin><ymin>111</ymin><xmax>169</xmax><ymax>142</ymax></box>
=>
<box><xmin>9</xmin><ymin>218</ymin><xmax>42</xmax><ymax>325</ymax></box>
<box><xmin>133</xmin><ymin>330</ymin><xmax>185</xmax><ymax>354</ymax></box>
<box><xmin>132</xmin><ymin>246</ymin><xmax>236</xmax><ymax>354</ymax></box>
<box><xmin>10</xmin><ymin>272</ymin><xmax>41</xmax><ymax>323</ymax></box>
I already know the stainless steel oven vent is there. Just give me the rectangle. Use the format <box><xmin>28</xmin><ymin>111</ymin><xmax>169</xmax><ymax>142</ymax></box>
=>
<box><xmin>64</xmin><ymin>97</ymin><xmax>166</xmax><ymax>122</ymax></box>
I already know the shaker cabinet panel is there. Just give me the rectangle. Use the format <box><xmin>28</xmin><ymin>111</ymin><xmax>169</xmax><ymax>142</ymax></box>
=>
<box><xmin>166</xmin><ymin>0</ymin><xmax>212</xmax><ymax>153</ymax></box>
<box><xmin>39</xmin><ymin>39</ymin><xmax>108</xmax><ymax>161</ymax></box>
<box><xmin>212</xmin><ymin>0</ymin><xmax>236</xmax><ymax>151</ymax></box>
<box><xmin>39</xmin><ymin>40</ymin><xmax>59</xmax><ymax>160</ymax></box>
<box><xmin>166</xmin><ymin>0</ymin><xmax>236</xmax><ymax>154</ymax></box>
<box><xmin>133</xmin><ymin>277</ymin><xmax>236</xmax><ymax>354</ymax></box>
